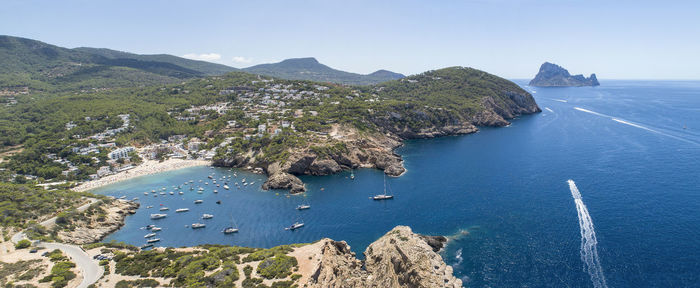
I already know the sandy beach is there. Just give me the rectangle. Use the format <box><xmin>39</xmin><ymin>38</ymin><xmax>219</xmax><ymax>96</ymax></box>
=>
<box><xmin>73</xmin><ymin>159</ymin><xmax>211</xmax><ymax>192</ymax></box>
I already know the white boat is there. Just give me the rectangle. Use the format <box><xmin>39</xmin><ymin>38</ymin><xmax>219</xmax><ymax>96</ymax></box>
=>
<box><xmin>372</xmin><ymin>174</ymin><xmax>394</xmax><ymax>201</ymax></box>
<box><xmin>146</xmin><ymin>205</ymin><xmax>153</xmax><ymax>209</ymax></box>
<box><xmin>350</xmin><ymin>171</ymin><xmax>355</xmax><ymax>180</ymax></box>
<box><xmin>144</xmin><ymin>192</ymin><xmax>149</xmax><ymax>195</ymax></box>
<box><xmin>296</xmin><ymin>204</ymin><xmax>311</xmax><ymax>210</ymax></box>
<box><xmin>150</xmin><ymin>213</ymin><xmax>167</xmax><ymax>219</ymax></box>
<box><xmin>141</xmin><ymin>244</ymin><xmax>153</xmax><ymax>249</ymax></box>
<box><xmin>159</xmin><ymin>207</ymin><xmax>169</xmax><ymax>211</ymax></box>
<box><xmin>119</xmin><ymin>195</ymin><xmax>126</xmax><ymax>199</ymax></box>
<box><xmin>144</xmin><ymin>224</ymin><xmax>155</xmax><ymax>230</ymax></box>
<box><xmin>169</xmin><ymin>192</ymin><xmax>174</xmax><ymax>195</ymax></box>
<box><xmin>194</xmin><ymin>200</ymin><xmax>203</xmax><ymax>204</ymax></box>
<box><xmin>223</xmin><ymin>227</ymin><xmax>239</xmax><ymax>234</ymax></box>
<box><xmin>285</xmin><ymin>222</ymin><xmax>304</xmax><ymax>230</ymax></box>
<box><xmin>159</xmin><ymin>192</ymin><xmax>166</xmax><ymax>195</ymax></box>
<box><xmin>147</xmin><ymin>238</ymin><xmax>160</xmax><ymax>243</ymax></box>
<box><xmin>151</xmin><ymin>227</ymin><xmax>162</xmax><ymax>232</ymax></box>
<box><xmin>179</xmin><ymin>191</ymin><xmax>184</xmax><ymax>195</ymax></box>
<box><xmin>213</xmin><ymin>190</ymin><xmax>218</xmax><ymax>193</ymax></box>
<box><xmin>144</xmin><ymin>233</ymin><xmax>156</xmax><ymax>238</ymax></box>
<box><xmin>176</xmin><ymin>208</ymin><xmax>189</xmax><ymax>212</ymax></box>
<box><xmin>191</xmin><ymin>223</ymin><xmax>206</xmax><ymax>229</ymax></box>
<box><xmin>202</xmin><ymin>214</ymin><xmax>213</xmax><ymax>219</ymax></box>
<box><xmin>223</xmin><ymin>185</ymin><xmax>230</xmax><ymax>190</ymax></box>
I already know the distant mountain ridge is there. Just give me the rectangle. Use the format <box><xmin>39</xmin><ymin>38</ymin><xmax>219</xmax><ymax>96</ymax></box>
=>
<box><xmin>529</xmin><ymin>62</ymin><xmax>599</xmax><ymax>87</ymax></box>
<box><xmin>0</xmin><ymin>36</ymin><xmax>404</xmax><ymax>92</ymax></box>
<box><xmin>242</xmin><ymin>57</ymin><xmax>404</xmax><ymax>85</ymax></box>
<box><xmin>0</xmin><ymin>35</ymin><xmax>239</xmax><ymax>91</ymax></box>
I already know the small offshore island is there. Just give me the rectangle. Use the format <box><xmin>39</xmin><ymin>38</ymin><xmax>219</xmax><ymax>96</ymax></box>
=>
<box><xmin>0</xmin><ymin>35</ymin><xmax>539</xmax><ymax>288</ymax></box>
<box><xmin>529</xmin><ymin>62</ymin><xmax>600</xmax><ymax>87</ymax></box>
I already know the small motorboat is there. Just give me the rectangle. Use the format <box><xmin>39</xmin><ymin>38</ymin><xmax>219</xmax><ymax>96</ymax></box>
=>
<box><xmin>202</xmin><ymin>214</ymin><xmax>213</xmax><ymax>219</ymax></box>
<box><xmin>150</xmin><ymin>213</ymin><xmax>167</xmax><ymax>219</ymax></box>
<box><xmin>285</xmin><ymin>222</ymin><xmax>304</xmax><ymax>230</ymax></box>
<box><xmin>191</xmin><ymin>223</ymin><xmax>206</xmax><ymax>229</ymax></box>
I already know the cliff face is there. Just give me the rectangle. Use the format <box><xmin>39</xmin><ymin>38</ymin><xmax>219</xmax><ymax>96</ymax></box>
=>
<box><xmin>529</xmin><ymin>62</ymin><xmax>599</xmax><ymax>87</ymax></box>
<box><xmin>57</xmin><ymin>199</ymin><xmax>138</xmax><ymax>244</ymax></box>
<box><xmin>214</xmin><ymin>67</ymin><xmax>541</xmax><ymax>192</ymax></box>
<box><xmin>294</xmin><ymin>226</ymin><xmax>461</xmax><ymax>288</ymax></box>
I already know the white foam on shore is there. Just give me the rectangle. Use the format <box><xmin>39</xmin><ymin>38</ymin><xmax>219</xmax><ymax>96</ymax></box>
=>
<box><xmin>568</xmin><ymin>180</ymin><xmax>608</xmax><ymax>288</ymax></box>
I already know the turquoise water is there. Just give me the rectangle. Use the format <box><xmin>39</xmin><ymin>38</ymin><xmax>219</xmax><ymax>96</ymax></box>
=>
<box><xmin>94</xmin><ymin>80</ymin><xmax>700</xmax><ymax>287</ymax></box>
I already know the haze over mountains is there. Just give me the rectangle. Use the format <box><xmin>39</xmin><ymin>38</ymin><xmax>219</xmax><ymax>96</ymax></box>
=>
<box><xmin>0</xmin><ymin>35</ymin><xmax>404</xmax><ymax>92</ymax></box>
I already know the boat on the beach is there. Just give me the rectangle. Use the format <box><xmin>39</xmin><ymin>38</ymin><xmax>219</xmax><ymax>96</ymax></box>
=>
<box><xmin>176</xmin><ymin>208</ymin><xmax>189</xmax><ymax>212</ymax></box>
<box><xmin>150</xmin><ymin>213</ymin><xmax>167</xmax><ymax>219</ymax></box>
<box><xmin>191</xmin><ymin>223</ymin><xmax>206</xmax><ymax>229</ymax></box>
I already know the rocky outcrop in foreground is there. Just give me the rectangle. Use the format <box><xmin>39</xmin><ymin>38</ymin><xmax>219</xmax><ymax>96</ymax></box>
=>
<box><xmin>57</xmin><ymin>199</ymin><xmax>138</xmax><ymax>244</ymax></box>
<box><xmin>293</xmin><ymin>226</ymin><xmax>461</xmax><ymax>287</ymax></box>
<box><xmin>529</xmin><ymin>62</ymin><xmax>599</xmax><ymax>87</ymax></box>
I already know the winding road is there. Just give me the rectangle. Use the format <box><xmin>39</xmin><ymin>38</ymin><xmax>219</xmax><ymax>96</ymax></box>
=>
<box><xmin>12</xmin><ymin>198</ymin><xmax>103</xmax><ymax>288</ymax></box>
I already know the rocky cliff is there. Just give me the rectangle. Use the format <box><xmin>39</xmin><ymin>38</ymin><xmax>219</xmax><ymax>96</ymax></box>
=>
<box><xmin>529</xmin><ymin>62</ymin><xmax>599</xmax><ymax>87</ymax></box>
<box><xmin>293</xmin><ymin>226</ymin><xmax>461</xmax><ymax>288</ymax></box>
<box><xmin>212</xmin><ymin>67</ymin><xmax>541</xmax><ymax>193</ymax></box>
<box><xmin>57</xmin><ymin>199</ymin><xmax>138</xmax><ymax>244</ymax></box>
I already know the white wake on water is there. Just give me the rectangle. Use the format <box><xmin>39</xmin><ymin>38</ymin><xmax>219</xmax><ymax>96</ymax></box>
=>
<box><xmin>568</xmin><ymin>180</ymin><xmax>608</xmax><ymax>288</ymax></box>
<box><xmin>545</xmin><ymin>107</ymin><xmax>554</xmax><ymax>113</ymax></box>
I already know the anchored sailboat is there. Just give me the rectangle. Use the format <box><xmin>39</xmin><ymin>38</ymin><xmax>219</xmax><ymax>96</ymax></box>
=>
<box><xmin>372</xmin><ymin>174</ymin><xmax>394</xmax><ymax>200</ymax></box>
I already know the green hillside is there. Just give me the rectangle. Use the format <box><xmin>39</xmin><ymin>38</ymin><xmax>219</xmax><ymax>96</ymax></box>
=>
<box><xmin>242</xmin><ymin>57</ymin><xmax>404</xmax><ymax>85</ymax></box>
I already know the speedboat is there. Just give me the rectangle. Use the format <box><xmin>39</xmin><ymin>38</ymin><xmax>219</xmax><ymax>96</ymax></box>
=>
<box><xmin>296</xmin><ymin>204</ymin><xmax>311</xmax><ymax>210</ymax></box>
<box><xmin>150</xmin><ymin>213</ymin><xmax>167</xmax><ymax>219</ymax></box>
<box><xmin>144</xmin><ymin>233</ymin><xmax>156</xmax><ymax>238</ymax></box>
<box><xmin>285</xmin><ymin>222</ymin><xmax>304</xmax><ymax>230</ymax></box>
<box><xmin>202</xmin><ymin>214</ymin><xmax>213</xmax><ymax>219</ymax></box>
<box><xmin>372</xmin><ymin>194</ymin><xmax>393</xmax><ymax>200</ymax></box>
<box><xmin>191</xmin><ymin>223</ymin><xmax>206</xmax><ymax>229</ymax></box>
<box><xmin>194</xmin><ymin>200</ymin><xmax>203</xmax><ymax>204</ymax></box>
<box><xmin>146</xmin><ymin>238</ymin><xmax>160</xmax><ymax>243</ymax></box>
<box><xmin>176</xmin><ymin>208</ymin><xmax>189</xmax><ymax>212</ymax></box>
<box><xmin>151</xmin><ymin>227</ymin><xmax>162</xmax><ymax>232</ymax></box>
<box><xmin>159</xmin><ymin>207</ymin><xmax>169</xmax><ymax>211</ymax></box>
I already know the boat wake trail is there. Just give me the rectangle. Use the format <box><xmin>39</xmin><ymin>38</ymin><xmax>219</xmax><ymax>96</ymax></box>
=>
<box><xmin>545</xmin><ymin>107</ymin><xmax>554</xmax><ymax>113</ymax></box>
<box><xmin>553</xmin><ymin>99</ymin><xmax>568</xmax><ymax>103</ymax></box>
<box><xmin>568</xmin><ymin>180</ymin><xmax>608</xmax><ymax>288</ymax></box>
<box><xmin>574</xmin><ymin>107</ymin><xmax>700</xmax><ymax>146</ymax></box>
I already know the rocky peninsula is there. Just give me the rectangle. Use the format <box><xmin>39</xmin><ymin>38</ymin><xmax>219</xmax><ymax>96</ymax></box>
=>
<box><xmin>529</xmin><ymin>62</ymin><xmax>600</xmax><ymax>87</ymax></box>
<box><xmin>56</xmin><ymin>199</ymin><xmax>139</xmax><ymax>244</ymax></box>
<box><xmin>295</xmin><ymin>226</ymin><xmax>461</xmax><ymax>287</ymax></box>
<box><xmin>214</xmin><ymin>68</ymin><xmax>541</xmax><ymax>193</ymax></box>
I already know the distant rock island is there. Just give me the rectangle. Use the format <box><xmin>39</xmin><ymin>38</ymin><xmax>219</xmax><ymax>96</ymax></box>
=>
<box><xmin>529</xmin><ymin>62</ymin><xmax>599</xmax><ymax>87</ymax></box>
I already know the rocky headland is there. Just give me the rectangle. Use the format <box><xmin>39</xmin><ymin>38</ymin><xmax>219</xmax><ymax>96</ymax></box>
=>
<box><xmin>216</xmin><ymin>84</ymin><xmax>540</xmax><ymax>193</ymax></box>
<box><xmin>56</xmin><ymin>199</ymin><xmax>139</xmax><ymax>244</ymax></box>
<box><xmin>293</xmin><ymin>225</ymin><xmax>461</xmax><ymax>287</ymax></box>
<box><xmin>529</xmin><ymin>62</ymin><xmax>600</xmax><ymax>87</ymax></box>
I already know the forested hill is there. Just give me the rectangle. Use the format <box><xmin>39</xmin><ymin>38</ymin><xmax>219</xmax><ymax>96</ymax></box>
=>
<box><xmin>242</xmin><ymin>57</ymin><xmax>405</xmax><ymax>85</ymax></box>
<box><xmin>0</xmin><ymin>66</ymin><xmax>539</xmax><ymax>182</ymax></box>
<box><xmin>74</xmin><ymin>47</ymin><xmax>238</xmax><ymax>75</ymax></box>
<box><xmin>0</xmin><ymin>35</ymin><xmax>237</xmax><ymax>92</ymax></box>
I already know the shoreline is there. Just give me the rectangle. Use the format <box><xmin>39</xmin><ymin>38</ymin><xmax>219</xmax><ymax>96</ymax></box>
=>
<box><xmin>73</xmin><ymin>159</ymin><xmax>211</xmax><ymax>192</ymax></box>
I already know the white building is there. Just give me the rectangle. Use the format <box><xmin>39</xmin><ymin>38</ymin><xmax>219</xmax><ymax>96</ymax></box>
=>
<box><xmin>108</xmin><ymin>146</ymin><xmax>135</xmax><ymax>160</ymax></box>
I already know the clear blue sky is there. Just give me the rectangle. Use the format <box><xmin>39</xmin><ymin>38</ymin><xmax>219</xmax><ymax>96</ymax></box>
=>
<box><xmin>3</xmin><ymin>0</ymin><xmax>699</xmax><ymax>79</ymax></box>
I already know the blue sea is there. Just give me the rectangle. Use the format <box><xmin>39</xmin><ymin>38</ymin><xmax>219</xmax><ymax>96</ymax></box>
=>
<box><xmin>94</xmin><ymin>80</ymin><xmax>700</xmax><ymax>287</ymax></box>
